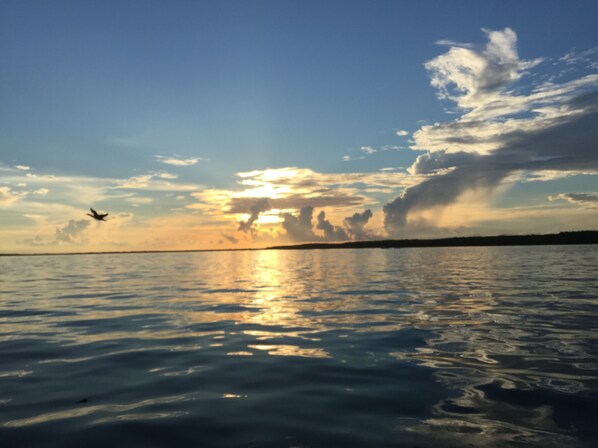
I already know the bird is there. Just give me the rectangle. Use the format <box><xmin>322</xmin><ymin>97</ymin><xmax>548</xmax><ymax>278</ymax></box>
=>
<box><xmin>87</xmin><ymin>208</ymin><xmax>109</xmax><ymax>221</ymax></box>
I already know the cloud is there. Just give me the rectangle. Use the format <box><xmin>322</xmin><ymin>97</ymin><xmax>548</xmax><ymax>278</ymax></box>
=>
<box><xmin>0</xmin><ymin>166</ymin><xmax>120</xmax><ymax>206</ymax></box>
<box><xmin>238</xmin><ymin>198</ymin><xmax>270</xmax><ymax>233</ymax></box>
<box><xmin>126</xmin><ymin>196</ymin><xmax>154</xmax><ymax>206</ymax></box>
<box><xmin>0</xmin><ymin>186</ymin><xmax>24</xmax><ymax>206</ymax></box>
<box><xmin>189</xmin><ymin>165</ymin><xmax>417</xmax><ymax>217</ymax></box>
<box><xmin>116</xmin><ymin>174</ymin><xmax>154</xmax><ymax>189</ymax></box>
<box><xmin>222</xmin><ymin>234</ymin><xmax>239</xmax><ymax>244</ymax></box>
<box><xmin>435</xmin><ymin>39</ymin><xmax>474</xmax><ymax>48</ymax></box>
<box><xmin>383</xmin><ymin>28</ymin><xmax>598</xmax><ymax>236</ymax></box>
<box><xmin>425</xmin><ymin>27</ymin><xmax>543</xmax><ymax>120</ymax></box>
<box><xmin>23</xmin><ymin>214</ymin><xmax>47</xmax><ymax>224</ymax></box>
<box><xmin>21</xmin><ymin>235</ymin><xmax>45</xmax><ymax>247</ymax></box>
<box><xmin>104</xmin><ymin>212</ymin><xmax>134</xmax><ymax>226</ymax></box>
<box><xmin>116</xmin><ymin>173</ymin><xmax>203</xmax><ymax>191</ymax></box>
<box><xmin>549</xmin><ymin>192</ymin><xmax>598</xmax><ymax>209</ymax></box>
<box><xmin>559</xmin><ymin>47</ymin><xmax>598</xmax><ymax>67</ymax></box>
<box><xmin>235</xmin><ymin>167</ymin><xmax>415</xmax><ymax>192</ymax></box>
<box><xmin>280</xmin><ymin>207</ymin><xmax>376</xmax><ymax>242</ymax></box>
<box><xmin>0</xmin><ymin>165</ymin><xmax>210</xmax><ymax>239</ymax></box>
<box><xmin>55</xmin><ymin>219</ymin><xmax>90</xmax><ymax>244</ymax></box>
<box><xmin>316</xmin><ymin>210</ymin><xmax>349</xmax><ymax>241</ymax></box>
<box><xmin>343</xmin><ymin>209</ymin><xmax>374</xmax><ymax>240</ymax></box>
<box><xmin>228</xmin><ymin>194</ymin><xmax>366</xmax><ymax>215</ymax></box>
<box><xmin>257</xmin><ymin>203</ymin><xmax>379</xmax><ymax>243</ymax></box>
<box><xmin>186</xmin><ymin>166</ymin><xmax>420</xmax><ymax>240</ymax></box>
<box><xmin>15</xmin><ymin>165</ymin><xmax>30</xmax><ymax>171</ymax></box>
<box><xmin>282</xmin><ymin>206</ymin><xmax>317</xmax><ymax>242</ymax></box>
<box><xmin>381</xmin><ymin>145</ymin><xmax>404</xmax><ymax>151</ymax></box>
<box><xmin>154</xmin><ymin>155</ymin><xmax>203</xmax><ymax>166</ymax></box>
<box><xmin>407</xmin><ymin>151</ymin><xmax>480</xmax><ymax>175</ymax></box>
<box><xmin>396</xmin><ymin>130</ymin><xmax>409</xmax><ymax>136</ymax></box>
<box><xmin>360</xmin><ymin>146</ymin><xmax>377</xmax><ymax>154</ymax></box>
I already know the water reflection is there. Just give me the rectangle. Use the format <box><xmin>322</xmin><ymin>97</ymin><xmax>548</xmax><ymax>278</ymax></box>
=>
<box><xmin>0</xmin><ymin>246</ymin><xmax>597</xmax><ymax>446</ymax></box>
<box><xmin>249</xmin><ymin>344</ymin><xmax>331</xmax><ymax>358</ymax></box>
<box><xmin>4</xmin><ymin>394</ymin><xmax>195</xmax><ymax>427</ymax></box>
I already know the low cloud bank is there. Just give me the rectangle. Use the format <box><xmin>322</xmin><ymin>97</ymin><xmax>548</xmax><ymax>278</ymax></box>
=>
<box><xmin>283</xmin><ymin>206</ymin><xmax>375</xmax><ymax>243</ymax></box>
<box><xmin>237</xmin><ymin>198</ymin><xmax>375</xmax><ymax>243</ymax></box>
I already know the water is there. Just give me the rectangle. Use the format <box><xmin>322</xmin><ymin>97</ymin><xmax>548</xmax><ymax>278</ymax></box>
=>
<box><xmin>0</xmin><ymin>246</ymin><xmax>597</xmax><ymax>447</ymax></box>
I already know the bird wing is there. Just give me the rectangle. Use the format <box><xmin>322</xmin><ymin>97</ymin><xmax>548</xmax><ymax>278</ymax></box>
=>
<box><xmin>90</xmin><ymin>208</ymin><xmax>98</xmax><ymax>216</ymax></box>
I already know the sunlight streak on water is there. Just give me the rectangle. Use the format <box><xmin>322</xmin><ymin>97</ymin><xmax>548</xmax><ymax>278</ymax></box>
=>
<box><xmin>0</xmin><ymin>246</ymin><xmax>597</xmax><ymax>447</ymax></box>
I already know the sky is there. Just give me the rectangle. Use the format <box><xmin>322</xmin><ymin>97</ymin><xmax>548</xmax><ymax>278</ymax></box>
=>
<box><xmin>1</xmin><ymin>0</ymin><xmax>597</xmax><ymax>253</ymax></box>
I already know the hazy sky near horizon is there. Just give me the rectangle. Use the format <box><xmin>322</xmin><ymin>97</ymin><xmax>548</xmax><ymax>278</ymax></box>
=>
<box><xmin>1</xmin><ymin>0</ymin><xmax>597</xmax><ymax>252</ymax></box>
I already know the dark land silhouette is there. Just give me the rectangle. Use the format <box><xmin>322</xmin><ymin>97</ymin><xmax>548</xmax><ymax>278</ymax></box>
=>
<box><xmin>268</xmin><ymin>230</ymin><xmax>598</xmax><ymax>250</ymax></box>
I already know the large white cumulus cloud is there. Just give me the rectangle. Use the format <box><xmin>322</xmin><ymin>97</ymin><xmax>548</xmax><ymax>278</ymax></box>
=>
<box><xmin>426</xmin><ymin>28</ymin><xmax>541</xmax><ymax>117</ymax></box>
<box><xmin>384</xmin><ymin>28</ymin><xmax>598</xmax><ymax>236</ymax></box>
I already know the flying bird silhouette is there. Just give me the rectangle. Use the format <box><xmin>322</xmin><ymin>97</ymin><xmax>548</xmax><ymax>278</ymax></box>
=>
<box><xmin>87</xmin><ymin>208</ymin><xmax>109</xmax><ymax>221</ymax></box>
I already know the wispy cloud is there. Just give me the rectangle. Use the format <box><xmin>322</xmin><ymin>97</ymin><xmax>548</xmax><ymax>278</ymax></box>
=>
<box><xmin>222</xmin><ymin>234</ymin><xmax>239</xmax><ymax>244</ymax></box>
<box><xmin>115</xmin><ymin>173</ymin><xmax>203</xmax><ymax>191</ymax></box>
<box><xmin>154</xmin><ymin>155</ymin><xmax>205</xmax><ymax>166</ymax></box>
<box><xmin>125</xmin><ymin>196</ymin><xmax>154</xmax><ymax>207</ymax></box>
<box><xmin>435</xmin><ymin>39</ymin><xmax>474</xmax><ymax>48</ymax></box>
<box><xmin>549</xmin><ymin>192</ymin><xmax>598</xmax><ymax>209</ymax></box>
<box><xmin>235</xmin><ymin>167</ymin><xmax>415</xmax><ymax>191</ymax></box>
<box><xmin>55</xmin><ymin>219</ymin><xmax>90</xmax><ymax>244</ymax></box>
<box><xmin>360</xmin><ymin>146</ymin><xmax>377</xmax><ymax>154</ymax></box>
<box><xmin>0</xmin><ymin>186</ymin><xmax>26</xmax><ymax>206</ymax></box>
<box><xmin>0</xmin><ymin>164</ymin><xmax>208</xmax><ymax>238</ymax></box>
<box><xmin>559</xmin><ymin>47</ymin><xmax>598</xmax><ymax>68</ymax></box>
<box><xmin>23</xmin><ymin>214</ymin><xmax>47</xmax><ymax>224</ymax></box>
<box><xmin>15</xmin><ymin>165</ymin><xmax>30</xmax><ymax>171</ymax></box>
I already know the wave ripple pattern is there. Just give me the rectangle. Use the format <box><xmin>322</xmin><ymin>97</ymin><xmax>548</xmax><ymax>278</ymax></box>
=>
<box><xmin>0</xmin><ymin>246</ymin><xmax>597</xmax><ymax>447</ymax></box>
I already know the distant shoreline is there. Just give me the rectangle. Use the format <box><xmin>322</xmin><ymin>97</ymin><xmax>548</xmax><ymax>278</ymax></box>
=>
<box><xmin>1</xmin><ymin>230</ymin><xmax>597</xmax><ymax>257</ymax></box>
<box><xmin>268</xmin><ymin>230</ymin><xmax>598</xmax><ymax>250</ymax></box>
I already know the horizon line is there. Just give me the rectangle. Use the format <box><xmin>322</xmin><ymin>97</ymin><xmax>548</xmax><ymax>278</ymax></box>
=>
<box><xmin>2</xmin><ymin>230</ymin><xmax>597</xmax><ymax>257</ymax></box>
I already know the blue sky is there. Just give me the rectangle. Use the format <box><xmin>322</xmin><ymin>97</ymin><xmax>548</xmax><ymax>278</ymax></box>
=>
<box><xmin>1</xmin><ymin>0</ymin><xmax>597</xmax><ymax>252</ymax></box>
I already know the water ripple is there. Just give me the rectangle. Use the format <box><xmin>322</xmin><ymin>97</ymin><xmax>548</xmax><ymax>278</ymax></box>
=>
<box><xmin>0</xmin><ymin>246</ymin><xmax>596</xmax><ymax>447</ymax></box>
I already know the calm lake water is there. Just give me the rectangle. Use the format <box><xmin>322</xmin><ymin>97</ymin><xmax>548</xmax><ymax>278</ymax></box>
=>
<box><xmin>1</xmin><ymin>246</ymin><xmax>597</xmax><ymax>447</ymax></box>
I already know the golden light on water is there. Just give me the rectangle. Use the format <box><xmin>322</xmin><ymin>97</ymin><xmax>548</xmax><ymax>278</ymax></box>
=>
<box><xmin>243</xmin><ymin>250</ymin><xmax>306</xmax><ymax>331</ymax></box>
